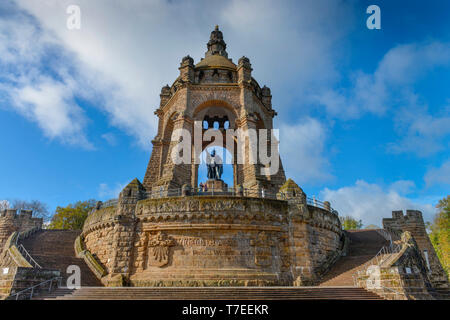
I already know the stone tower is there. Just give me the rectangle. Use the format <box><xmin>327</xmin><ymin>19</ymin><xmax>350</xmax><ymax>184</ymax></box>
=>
<box><xmin>143</xmin><ymin>26</ymin><xmax>286</xmax><ymax>194</ymax></box>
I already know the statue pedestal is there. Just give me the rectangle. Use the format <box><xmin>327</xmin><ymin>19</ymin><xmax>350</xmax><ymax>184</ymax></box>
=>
<box><xmin>205</xmin><ymin>179</ymin><xmax>228</xmax><ymax>192</ymax></box>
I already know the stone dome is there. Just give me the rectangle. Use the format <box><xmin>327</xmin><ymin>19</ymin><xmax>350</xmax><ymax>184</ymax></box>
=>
<box><xmin>195</xmin><ymin>55</ymin><xmax>236</xmax><ymax>71</ymax></box>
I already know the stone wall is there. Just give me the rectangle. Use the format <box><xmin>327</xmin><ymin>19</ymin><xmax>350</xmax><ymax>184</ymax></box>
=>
<box><xmin>0</xmin><ymin>267</ymin><xmax>60</xmax><ymax>300</ymax></box>
<box><xmin>383</xmin><ymin>210</ymin><xmax>449</xmax><ymax>289</ymax></box>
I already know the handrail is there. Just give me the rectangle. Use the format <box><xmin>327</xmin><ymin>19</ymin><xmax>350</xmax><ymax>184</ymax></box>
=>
<box><xmin>379</xmin><ymin>285</ymin><xmax>403</xmax><ymax>296</ymax></box>
<box><xmin>16</xmin><ymin>244</ymin><xmax>42</xmax><ymax>269</ymax></box>
<box><xmin>354</xmin><ymin>241</ymin><xmax>403</xmax><ymax>280</ymax></box>
<box><xmin>9</xmin><ymin>276</ymin><xmax>62</xmax><ymax>300</ymax></box>
<box><xmin>98</xmin><ymin>188</ymin><xmax>337</xmax><ymax>213</ymax></box>
<box><xmin>13</xmin><ymin>227</ymin><xmax>42</xmax><ymax>269</ymax></box>
<box><xmin>375</xmin><ymin>229</ymin><xmax>392</xmax><ymax>247</ymax></box>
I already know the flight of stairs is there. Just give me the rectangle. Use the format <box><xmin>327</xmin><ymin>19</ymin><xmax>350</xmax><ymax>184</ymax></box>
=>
<box><xmin>319</xmin><ymin>230</ymin><xmax>390</xmax><ymax>286</ymax></box>
<box><xmin>20</xmin><ymin>230</ymin><xmax>102</xmax><ymax>287</ymax></box>
<box><xmin>34</xmin><ymin>286</ymin><xmax>383</xmax><ymax>300</ymax></box>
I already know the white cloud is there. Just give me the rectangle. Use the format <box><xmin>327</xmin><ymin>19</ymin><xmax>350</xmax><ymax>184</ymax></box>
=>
<box><xmin>101</xmin><ymin>133</ymin><xmax>117</xmax><ymax>146</ymax></box>
<box><xmin>7</xmin><ymin>0</ymin><xmax>354</xmax><ymax>148</ymax></box>
<box><xmin>388</xmin><ymin>97</ymin><xmax>450</xmax><ymax>156</ymax></box>
<box><xmin>425</xmin><ymin>160</ymin><xmax>450</xmax><ymax>187</ymax></box>
<box><xmin>313</xmin><ymin>42</ymin><xmax>450</xmax><ymax>120</ymax></box>
<box><xmin>0</xmin><ymin>5</ymin><xmax>93</xmax><ymax>148</ymax></box>
<box><xmin>11</xmin><ymin>78</ymin><xmax>92</xmax><ymax>148</ymax></box>
<box><xmin>280</xmin><ymin>118</ymin><xmax>333</xmax><ymax>185</ymax></box>
<box><xmin>98</xmin><ymin>182</ymin><xmax>126</xmax><ymax>200</ymax></box>
<box><xmin>320</xmin><ymin>180</ymin><xmax>436</xmax><ymax>226</ymax></box>
<box><xmin>388</xmin><ymin>180</ymin><xmax>416</xmax><ymax>195</ymax></box>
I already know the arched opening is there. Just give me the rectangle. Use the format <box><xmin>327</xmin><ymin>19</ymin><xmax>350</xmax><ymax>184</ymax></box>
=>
<box><xmin>191</xmin><ymin>100</ymin><xmax>241</xmax><ymax>189</ymax></box>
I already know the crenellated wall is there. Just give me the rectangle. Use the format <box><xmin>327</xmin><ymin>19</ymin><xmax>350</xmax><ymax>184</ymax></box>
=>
<box><xmin>0</xmin><ymin>209</ymin><xmax>43</xmax><ymax>254</ymax></box>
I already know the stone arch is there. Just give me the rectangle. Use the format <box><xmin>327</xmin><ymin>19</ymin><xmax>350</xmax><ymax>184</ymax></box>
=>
<box><xmin>189</xmin><ymin>100</ymin><xmax>243</xmax><ymax>188</ymax></box>
<box><xmin>192</xmin><ymin>99</ymin><xmax>238</xmax><ymax>129</ymax></box>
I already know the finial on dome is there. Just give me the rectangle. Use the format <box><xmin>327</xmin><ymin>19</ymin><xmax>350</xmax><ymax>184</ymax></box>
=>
<box><xmin>205</xmin><ymin>25</ymin><xmax>228</xmax><ymax>58</ymax></box>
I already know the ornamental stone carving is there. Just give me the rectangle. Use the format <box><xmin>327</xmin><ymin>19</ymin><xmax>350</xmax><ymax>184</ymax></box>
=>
<box><xmin>147</xmin><ymin>231</ymin><xmax>175</xmax><ymax>267</ymax></box>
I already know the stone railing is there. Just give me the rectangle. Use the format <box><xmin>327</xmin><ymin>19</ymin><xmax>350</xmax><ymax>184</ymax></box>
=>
<box><xmin>96</xmin><ymin>188</ymin><xmax>337</xmax><ymax>214</ymax></box>
<box><xmin>354</xmin><ymin>231</ymin><xmax>434</xmax><ymax>300</ymax></box>
<box><xmin>74</xmin><ymin>235</ymin><xmax>106</xmax><ymax>280</ymax></box>
<box><xmin>3</xmin><ymin>233</ymin><xmax>34</xmax><ymax>269</ymax></box>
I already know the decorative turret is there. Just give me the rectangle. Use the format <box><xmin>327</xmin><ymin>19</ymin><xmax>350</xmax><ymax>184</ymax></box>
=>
<box><xmin>179</xmin><ymin>55</ymin><xmax>195</xmax><ymax>82</ymax></box>
<box><xmin>261</xmin><ymin>85</ymin><xmax>272</xmax><ymax>108</ymax></box>
<box><xmin>238</xmin><ymin>56</ymin><xmax>252</xmax><ymax>82</ymax></box>
<box><xmin>159</xmin><ymin>84</ymin><xmax>171</xmax><ymax>107</ymax></box>
<box><xmin>279</xmin><ymin>179</ymin><xmax>306</xmax><ymax>203</ymax></box>
<box><xmin>205</xmin><ymin>25</ymin><xmax>228</xmax><ymax>58</ymax></box>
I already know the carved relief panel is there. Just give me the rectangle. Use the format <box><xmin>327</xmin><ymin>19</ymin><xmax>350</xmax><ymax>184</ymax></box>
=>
<box><xmin>146</xmin><ymin>231</ymin><xmax>175</xmax><ymax>268</ymax></box>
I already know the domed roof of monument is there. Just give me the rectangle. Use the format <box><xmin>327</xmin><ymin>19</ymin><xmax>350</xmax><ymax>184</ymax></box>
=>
<box><xmin>195</xmin><ymin>25</ymin><xmax>237</xmax><ymax>71</ymax></box>
<box><xmin>195</xmin><ymin>54</ymin><xmax>236</xmax><ymax>70</ymax></box>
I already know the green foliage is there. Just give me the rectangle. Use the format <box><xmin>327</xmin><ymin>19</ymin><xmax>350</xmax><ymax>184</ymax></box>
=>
<box><xmin>429</xmin><ymin>195</ymin><xmax>450</xmax><ymax>280</ymax></box>
<box><xmin>48</xmin><ymin>200</ymin><xmax>96</xmax><ymax>230</ymax></box>
<box><xmin>340</xmin><ymin>216</ymin><xmax>363</xmax><ymax>230</ymax></box>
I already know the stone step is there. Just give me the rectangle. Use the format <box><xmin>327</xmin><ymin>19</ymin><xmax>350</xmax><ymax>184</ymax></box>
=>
<box><xmin>319</xmin><ymin>230</ymin><xmax>390</xmax><ymax>286</ymax></box>
<box><xmin>34</xmin><ymin>287</ymin><xmax>383</xmax><ymax>300</ymax></box>
<box><xmin>20</xmin><ymin>230</ymin><xmax>102</xmax><ymax>287</ymax></box>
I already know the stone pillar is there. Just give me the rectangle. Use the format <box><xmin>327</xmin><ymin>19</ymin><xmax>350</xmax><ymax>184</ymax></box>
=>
<box><xmin>158</xmin><ymin>114</ymin><xmax>194</xmax><ymax>190</ymax></box>
<box><xmin>107</xmin><ymin>179</ymin><xmax>145</xmax><ymax>286</ymax></box>
<box><xmin>143</xmin><ymin>107</ymin><xmax>165</xmax><ymax>190</ymax></box>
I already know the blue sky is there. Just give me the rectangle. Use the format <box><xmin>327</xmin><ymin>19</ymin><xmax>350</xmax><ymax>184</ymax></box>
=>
<box><xmin>0</xmin><ymin>0</ymin><xmax>449</xmax><ymax>226</ymax></box>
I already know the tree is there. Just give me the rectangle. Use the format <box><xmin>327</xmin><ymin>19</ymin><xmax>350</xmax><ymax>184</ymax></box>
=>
<box><xmin>10</xmin><ymin>199</ymin><xmax>50</xmax><ymax>221</ymax></box>
<box><xmin>0</xmin><ymin>200</ymin><xmax>10</xmax><ymax>210</ymax></box>
<box><xmin>429</xmin><ymin>195</ymin><xmax>450</xmax><ymax>280</ymax></box>
<box><xmin>48</xmin><ymin>200</ymin><xmax>96</xmax><ymax>230</ymax></box>
<box><xmin>340</xmin><ymin>216</ymin><xmax>363</xmax><ymax>230</ymax></box>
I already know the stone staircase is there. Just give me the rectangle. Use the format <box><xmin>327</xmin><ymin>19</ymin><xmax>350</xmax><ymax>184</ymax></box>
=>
<box><xmin>34</xmin><ymin>286</ymin><xmax>383</xmax><ymax>300</ymax></box>
<box><xmin>319</xmin><ymin>230</ymin><xmax>390</xmax><ymax>286</ymax></box>
<box><xmin>20</xmin><ymin>230</ymin><xmax>102</xmax><ymax>287</ymax></box>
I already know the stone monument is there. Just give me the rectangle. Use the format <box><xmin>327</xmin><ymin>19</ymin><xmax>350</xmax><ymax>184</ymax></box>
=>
<box><xmin>78</xmin><ymin>27</ymin><xmax>346</xmax><ymax>287</ymax></box>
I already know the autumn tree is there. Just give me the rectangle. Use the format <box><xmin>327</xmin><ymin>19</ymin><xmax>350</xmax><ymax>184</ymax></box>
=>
<box><xmin>340</xmin><ymin>216</ymin><xmax>363</xmax><ymax>230</ymax></box>
<box><xmin>48</xmin><ymin>200</ymin><xmax>96</xmax><ymax>230</ymax></box>
<box><xmin>429</xmin><ymin>195</ymin><xmax>450</xmax><ymax>280</ymax></box>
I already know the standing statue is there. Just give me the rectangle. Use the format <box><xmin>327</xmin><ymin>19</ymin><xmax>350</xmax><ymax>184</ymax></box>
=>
<box><xmin>206</xmin><ymin>150</ymin><xmax>223</xmax><ymax>180</ymax></box>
